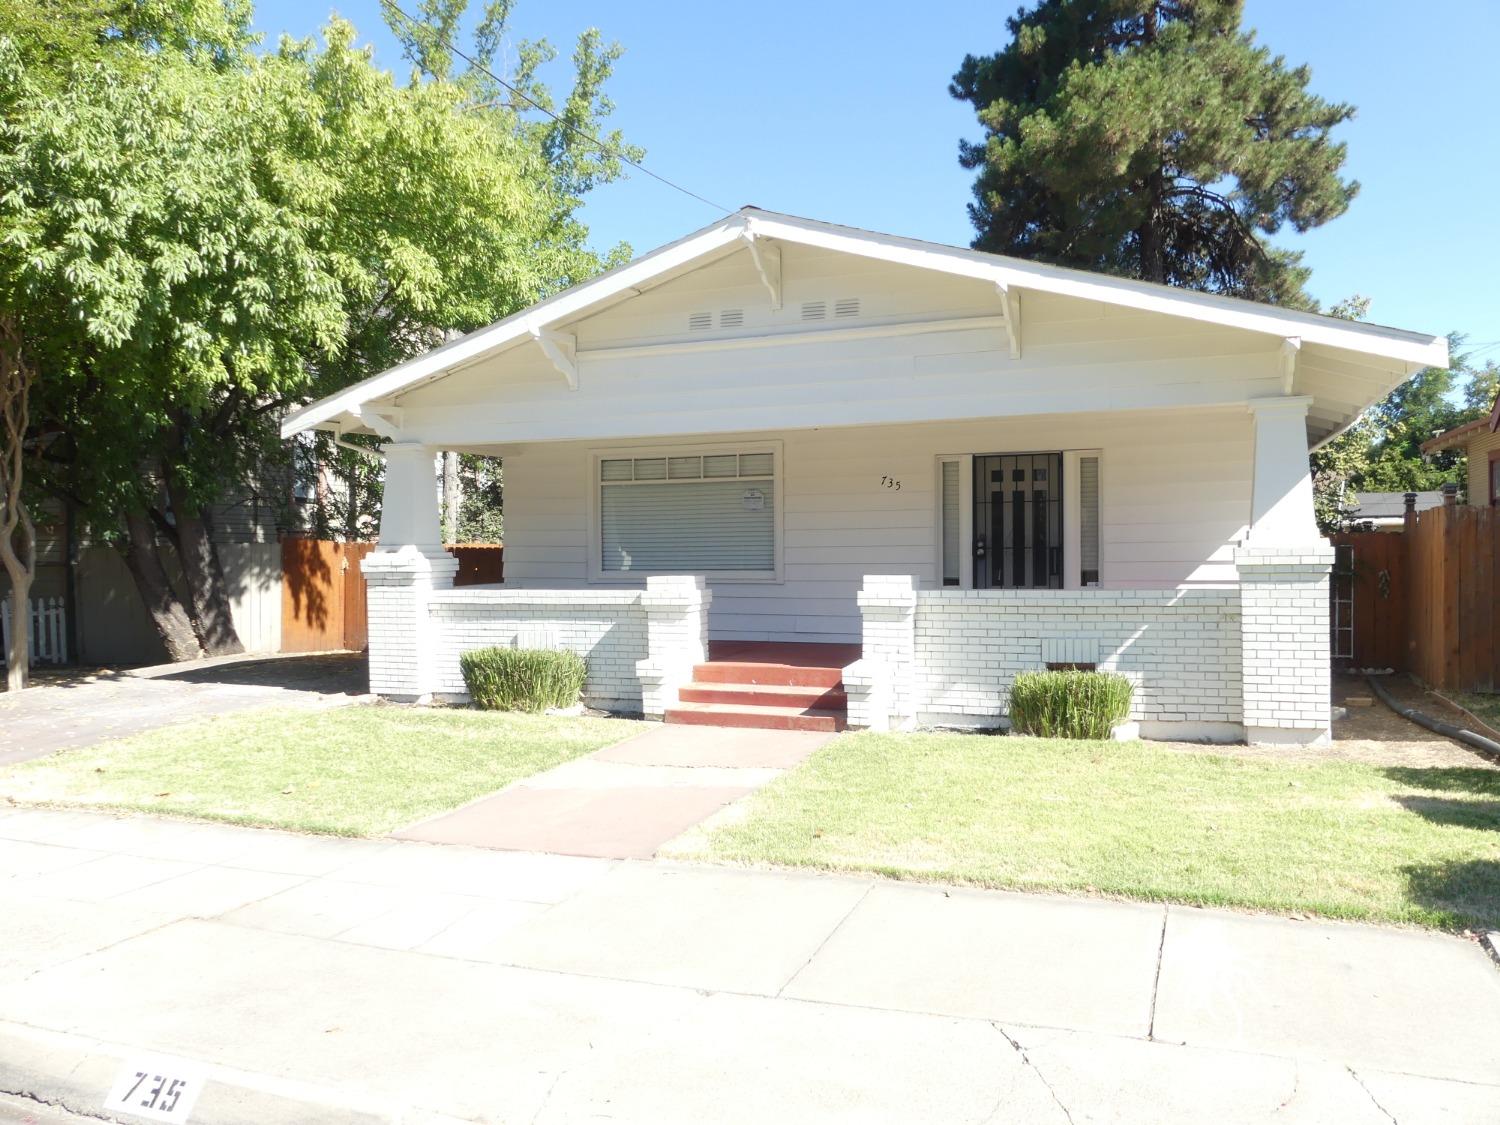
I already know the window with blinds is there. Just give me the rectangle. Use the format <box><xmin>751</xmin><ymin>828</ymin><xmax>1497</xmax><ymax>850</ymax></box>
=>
<box><xmin>1079</xmin><ymin>455</ymin><xmax>1101</xmax><ymax>586</ymax></box>
<box><xmin>941</xmin><ymin>461</ymin><xmax>960</xmax><ymax>585</ymax></box>
<box><xmin>599</xmin><ymin>450</ymin><xmax>776</xmax><ymax>574</ymax></box>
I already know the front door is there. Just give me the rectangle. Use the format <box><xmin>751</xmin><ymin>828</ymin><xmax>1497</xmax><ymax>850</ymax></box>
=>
<box><xmin>973</xmin><ymin>453</ymin><xmax>1063</xmax><ymax>589</ymax></box>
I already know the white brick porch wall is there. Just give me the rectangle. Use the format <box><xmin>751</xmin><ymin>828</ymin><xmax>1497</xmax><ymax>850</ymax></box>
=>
<box><xmin>909</xmin><ymin>587</ymin><xmax>1243</xmax><ymax>735</ymax></box>
<box><xmin>426</xmin><ymin>588</ymin><xmax>649</xmax><ymax>712</ymax></box>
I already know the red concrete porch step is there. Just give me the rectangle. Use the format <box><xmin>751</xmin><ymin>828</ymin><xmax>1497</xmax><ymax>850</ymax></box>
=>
<box><xmin>666</xmin><ymin>700</ymin><xmax>847</xmax><ymax>733</ymax></box>
<box><xmin>664</xmin><ymin>641</ymin><xmax>857</xmax><ymax>733</ymax></box>
<box><xmin>690</xmin><ymin>660</ymin><xmax>843</xmax><ymax>689</ymax></box>
<box><xmin>678</xmin><ymin>682</ymin><xmax>847</xmax><ymax>710</ymax></box>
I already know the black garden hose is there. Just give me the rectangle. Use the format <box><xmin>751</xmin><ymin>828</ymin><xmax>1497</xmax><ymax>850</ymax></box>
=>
<box><xmin>1364</xmin><ymin>675</ymin><xmax>1500</xmax><ymax>758</ymax></box>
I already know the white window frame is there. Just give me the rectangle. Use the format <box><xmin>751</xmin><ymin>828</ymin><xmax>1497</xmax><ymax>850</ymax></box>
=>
<box><xmin>587</xmin><ymin>439</ymin><xmax>785</xmax><ymax>584</ymax></box>
<box><xmin>1064</xmin><ymin>448</ymin><xmax>1103</xmax><ymax>589</ymax></box>
<box><xmin>934</xmin><ymin>454</ymin><xmax>974</xmax><ymax>588</ymax></box>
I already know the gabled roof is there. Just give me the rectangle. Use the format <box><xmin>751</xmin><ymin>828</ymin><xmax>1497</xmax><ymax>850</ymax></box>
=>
<box><xmin>282</xmin><ymin>206</ymin><xmax>1451</xmax><ymax>440</ymax></box>
<box><xmin>1421</xmin><ymin>392</ymin><xmax>1500</xmax><ymax>454</ymax></box>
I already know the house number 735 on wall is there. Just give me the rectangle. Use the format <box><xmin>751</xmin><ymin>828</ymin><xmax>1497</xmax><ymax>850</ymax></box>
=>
<box><xmin>880</xmin><ymin>476</ymin><xmax>902</xmax><ymax>490</ymax></box>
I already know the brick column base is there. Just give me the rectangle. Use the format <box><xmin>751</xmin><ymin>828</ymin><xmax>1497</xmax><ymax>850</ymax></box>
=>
<box><xmin>635</xmin><ymin>575</ymin><xmax>712</xmax><ymax>720</ymax></box>
<box><xmin>1235</xmin><ymin>544</ymin><xmax>1334</xmax><ymax>746</ymax></box>
<box><xmin>362</xmin><ymin>545</ymin><xmax>459</xmax><ymax>701</ymax></box>
<box><xmin>845</xmin><ymin>575</ymin><xmax>918</xmax><ymax>731</ymax></box>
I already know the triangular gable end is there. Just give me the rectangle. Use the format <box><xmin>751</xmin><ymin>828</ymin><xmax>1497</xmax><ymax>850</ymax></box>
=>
<box><xmin>282</xmin><ymin>207</ymin><xmax>1449</xmax><ymax>443</ymax></box>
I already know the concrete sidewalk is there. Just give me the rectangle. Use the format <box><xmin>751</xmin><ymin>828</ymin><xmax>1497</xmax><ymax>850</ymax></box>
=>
<box><xmin>2</xmin><ymin>807</ymin><xmax>1498</xmax><ymax>1123</ymax></box>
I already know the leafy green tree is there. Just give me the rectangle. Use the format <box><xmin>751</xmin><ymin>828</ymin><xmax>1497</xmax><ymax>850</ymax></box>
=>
<box><xmin>7</xmin><ymin>1</ymin><xmax>635</xmax><ymax>661</ymax></box>
<box><xmin>951</xmin><ymin>0</ymin><xmax>1356</xmax><ymax>306</ymax></box>
<box><xmin>1310</xmin><ymin>337</ymin><xmax>1497</xmax><ymax>532</ymax></box>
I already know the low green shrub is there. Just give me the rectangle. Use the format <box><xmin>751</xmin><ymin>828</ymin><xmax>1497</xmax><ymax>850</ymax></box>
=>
<box><xmin>1007</xmin><ymin>669</ymin><xmax>1133</xmax><ymax>740</ymax></box>
<box><xmin>459</xmin><ymin>647</ymin><xmax>588</xmax><ymax>713</ymax></box>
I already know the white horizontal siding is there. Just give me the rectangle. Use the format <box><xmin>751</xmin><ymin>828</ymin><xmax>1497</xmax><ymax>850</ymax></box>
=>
<box><xmin>501</xmin><ymin>410</ymin><xmax>1252</xmax><ymax>642</ymax></box>
<box><xmin>396</xmin><ymin>260</ymin><xmax>1286</xmax><ymax>447</ymax></box>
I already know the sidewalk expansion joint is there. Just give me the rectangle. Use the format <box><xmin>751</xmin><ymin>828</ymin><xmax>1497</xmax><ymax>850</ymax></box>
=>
<box><xmin>773</xmin><ymin>881</ymin><xmax>874</xmax><ymax>999</ymax></box>
<box><xmin>1146</xmin><ymin>905</ymin><xmax>1168</xmax><ymax>1041</ymax></box>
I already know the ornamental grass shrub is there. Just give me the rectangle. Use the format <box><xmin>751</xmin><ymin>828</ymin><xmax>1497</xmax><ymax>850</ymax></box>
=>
<box><xmin>459</xmin><ymin>647</ymin><xmax>587</xmax><ymax>713</ymax></box>
<box><xmin>1007</xmin><ymin>669</ymin><xmax>1134</xmax><ymax>740</ymax></box>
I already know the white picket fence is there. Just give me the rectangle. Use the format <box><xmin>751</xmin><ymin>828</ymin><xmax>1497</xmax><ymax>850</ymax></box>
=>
<box><xmin>1</xmin><ymin>596</ymin><xmax>68</xmax><ymax>666</ymax></box>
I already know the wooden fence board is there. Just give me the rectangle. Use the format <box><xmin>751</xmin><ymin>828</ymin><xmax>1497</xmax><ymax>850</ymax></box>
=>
<box><xmin>281</xmin><ymin>538</ymin><xmax>345</xmax><ymax>653</ymax></box>
<box><xmin>281</xmin><ymin>539</ymin><xmax>502</xmax><ymax>653</ymax></box>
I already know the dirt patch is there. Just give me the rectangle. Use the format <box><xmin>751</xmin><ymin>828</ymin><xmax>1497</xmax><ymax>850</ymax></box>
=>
<box><xmin>1157</xmin><ymin>675</ymin><xmax>1500</xmax><ymax>770</ymax></box>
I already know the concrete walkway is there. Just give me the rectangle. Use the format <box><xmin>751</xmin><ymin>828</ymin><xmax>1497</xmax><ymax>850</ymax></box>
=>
<box><xmin>0</xmin><ymin>653</ymin><xmax>370</xmax><ymax>765</ymax></box>
<box><xmin>2</xmin><ymin>807</ymin><xmax>1498</xmax><ymax>1123</ymax></box>
<box><xmin>396</xmin><ymin>724</ymin><xmax>831</xmax><ymax>858</ymax></box>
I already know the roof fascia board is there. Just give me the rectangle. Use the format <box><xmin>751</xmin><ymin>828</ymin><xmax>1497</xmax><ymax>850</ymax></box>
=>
<box><xmin>280</xmin><ymin>218</ymin><xmax>747</xmax><ymax>437</ymax></box>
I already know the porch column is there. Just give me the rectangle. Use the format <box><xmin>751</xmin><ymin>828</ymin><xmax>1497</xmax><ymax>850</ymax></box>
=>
<box><xmin>362</xmin><ymin>442</ymin><xmax>458</xmax><ymax>701</ymax></box>
<box><xmin>845</xmin><ymin>575</ymin><xmax>917</xmax><ymax>731</ymax></box>
<box><xmin>1237</xmin><ymin>397</ymin><xmax>1333</xmax><ymax>746</ymax></box>
<box><xmin>635</xmin><ymin>575</ymin><xmax>711</xmax><ymax>720</ymax></box>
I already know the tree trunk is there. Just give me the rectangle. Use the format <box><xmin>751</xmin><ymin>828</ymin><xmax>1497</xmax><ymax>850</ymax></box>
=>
<box><xmin>1</xmin><ymin>506</ymin><xmax>33</xmax><ymax>692</ymax></box>
<box><xmin>164</xmin><ymin>475</ymin><xmax>244</xmax><ymax>656</ymax></box>
<box><xmin>442</xmin><ymin>451</ymin><xmax>461</xmax><ymax>543</ymax></box>
<box><xmin>120</xmin><ymin>509</ymin><xmax>205</xmax><ymax>663</ymax></box>
<box><xmin>0</xmin><ymin>314</ymin><xmax>36</xmax><ymax>690</ymax></box>
<box><xmin>1138</xmin><ymin>168</ymin><xmax>1167</xmax><ymax>284</ymax></box>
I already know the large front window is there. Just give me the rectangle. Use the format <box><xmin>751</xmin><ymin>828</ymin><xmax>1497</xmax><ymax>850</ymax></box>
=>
<box><xmin>596</xmin><ymin>445</ymin><xmax>778</xmax><ymax>578</ymax></box>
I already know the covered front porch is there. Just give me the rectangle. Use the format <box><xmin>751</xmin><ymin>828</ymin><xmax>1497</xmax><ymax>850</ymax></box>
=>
<box><xmin>356</xmin><ymin>393</ymin><xmax>1333</xmax><ymax>743</ymax></box>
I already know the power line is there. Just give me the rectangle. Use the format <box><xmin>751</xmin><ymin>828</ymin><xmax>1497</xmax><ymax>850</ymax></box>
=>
<box><xmin>377</xmin><ymin>0</ymin><xmax>731</xmax><ymax>215</ymax></box>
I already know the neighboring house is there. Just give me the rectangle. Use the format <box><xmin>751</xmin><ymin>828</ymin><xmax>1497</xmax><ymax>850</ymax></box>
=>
<box><xmin>1344</xmin><ymin>490</ymin><xmax>1444</xmax><ymax>531</ymax></box>
<box><xmin>281</xmin><ymin>208</ymin><xmax>1447</xmax><ymax>745</ymax></box>
<box><xmin>1421</xmin><ymin>393</ymin><xmax>1500</xmax><ymax>506</ymax></box>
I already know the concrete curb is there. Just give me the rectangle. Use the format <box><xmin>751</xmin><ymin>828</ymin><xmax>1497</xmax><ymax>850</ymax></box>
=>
<box><xmin>0</xmin><ymin>1021</ymin><xmax>462</xmax><ymax>1125</ymax></box>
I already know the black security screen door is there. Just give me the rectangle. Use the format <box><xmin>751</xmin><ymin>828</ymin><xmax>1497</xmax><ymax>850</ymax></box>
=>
<box><xmin>973</xmin><ymin>453</ymin><xmax>1063</xmax><ymax>589</ymax></box>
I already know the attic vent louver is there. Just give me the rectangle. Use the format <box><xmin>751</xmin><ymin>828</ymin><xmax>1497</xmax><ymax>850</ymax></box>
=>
<box><xmin>719</xmin><ymin>308</ymin><xmax>744</xmax><ymax>329</ymax></box>
<box><xmin>801</xmin><ymin>301</ymin><xmax>827</xmax><ymax>321</ymax></box>
<box><xmin>688</xmin><ymin>312</ymin><xmax>712</xmax><ymax>331</ymax></box>
<box><xmin>834</xmin><ymin>297</ymin><xmax>860</xmax><ymax>319</ymax></box>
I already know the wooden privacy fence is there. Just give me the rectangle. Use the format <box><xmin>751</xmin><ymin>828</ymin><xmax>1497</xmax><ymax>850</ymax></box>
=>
<box><xmin>280</xmin><ymin>539</ymin><xmax>503</xmax><ymax>653</ymax></box>
<box><xmin>1331</xmin><ymin>503</ymin><xmax>1500</xmax><ymax>692</ymax></box>
<box><xmin>1</xmin><ymin>596</ymin><xmax>68</xmax><ymax>666</ymax></box>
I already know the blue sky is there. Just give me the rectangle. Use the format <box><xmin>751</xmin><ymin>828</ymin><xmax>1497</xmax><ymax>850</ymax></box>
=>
<box><xmin>252</xmin><ymin>0</ymin><xmax>1499</xmax><ymax>362</ymax></box>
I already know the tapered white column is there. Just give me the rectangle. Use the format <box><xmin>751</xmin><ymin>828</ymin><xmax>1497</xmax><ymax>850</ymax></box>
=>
<box><xmin>1247</xmin><ymin>397</ymin><xmax>1319</xmax><ymax>544</ymax></box>
<box><xmin>364</xmin><ymin>442</ymin><xmax>457</xmax><ymax>700</ymax></box>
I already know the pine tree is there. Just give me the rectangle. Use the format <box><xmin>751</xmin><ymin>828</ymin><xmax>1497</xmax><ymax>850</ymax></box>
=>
<box><xmin>951</xmin><ymin>0</ymin><xmax>1356</xmax><ymax>306</ymax></box>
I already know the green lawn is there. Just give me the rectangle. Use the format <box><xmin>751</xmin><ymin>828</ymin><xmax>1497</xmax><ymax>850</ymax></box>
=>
<box><xmin>0</xmin><ymin>706</ymin><xmax>637</xmax><ymax>836</ymax></box>
<box><xmin>665</xmin><ymin>731</ymin><xmax>1500</xmax><ymax>931</ymax></box>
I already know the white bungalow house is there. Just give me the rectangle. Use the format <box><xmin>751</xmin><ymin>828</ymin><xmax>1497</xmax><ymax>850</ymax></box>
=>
<box><xmin>281</xmin><ymin>208</ymin><xmax>1448</xmax><ymax>745</ymax></box>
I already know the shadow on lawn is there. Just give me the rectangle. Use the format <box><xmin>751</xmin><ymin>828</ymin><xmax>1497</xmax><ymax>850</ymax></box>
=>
<box><xmin>1380</xmin><ymin>766</ymin><xmax>1500</xmax><ymax>794</ymax></box>
<box><xmin>1392</xmin><ymin>795</ymin><xmax>1500</xmax><ymax>831</ymax></box>
<box><xmin>1401</xmin><ymin>859</ymin><xmax>1500</xmax><ymax>930</ymax></box>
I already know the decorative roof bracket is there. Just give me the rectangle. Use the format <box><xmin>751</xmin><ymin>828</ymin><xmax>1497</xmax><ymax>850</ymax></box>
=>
<box><xmin>529</xmin><ymin>326</ymin><xmax>578</xmax><ymax>391</ymax></box>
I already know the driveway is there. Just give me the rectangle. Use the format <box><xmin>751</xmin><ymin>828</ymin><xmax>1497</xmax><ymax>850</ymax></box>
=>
<box><xmin>0</xmin><ymin>653</ymin><xmax>369</xmax><ymax>765</ymax></box>
<box><xmin>1</xmin><ymin>807</ymin><xmax>1497</xmax><ymax>1123</ymax></box>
